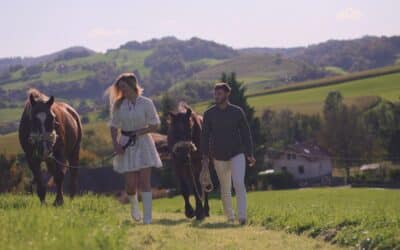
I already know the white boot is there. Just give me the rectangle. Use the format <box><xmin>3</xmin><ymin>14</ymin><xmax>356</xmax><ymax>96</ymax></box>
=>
<box><xmin>141</xmin><ymin>192</ymin><xmax>152</xmax><ymax>224</ymax></box>
<box><xmin>128</xmin><ymin>193</ymin><xmax>141</xmax><ymax>222</ymax></box>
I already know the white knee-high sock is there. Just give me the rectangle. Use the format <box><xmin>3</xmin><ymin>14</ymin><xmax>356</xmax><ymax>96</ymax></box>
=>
<box><xmin>128</xmin><ymin>193</ymin><xmax>141</xmax><ymax>221</ymax></box>
<box><xmin>141</xmin><ymin>192</ymin><xmax>152</xmax><ymax>224</ymax></box>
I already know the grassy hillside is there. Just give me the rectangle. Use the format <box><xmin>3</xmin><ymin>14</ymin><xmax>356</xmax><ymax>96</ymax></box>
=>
<box><xmin>1</xmin><ymin>188</ymin><xmax>399</xmax><ymax>249</ymax></box>
<box><xmin>1</xmin><ymin>49</ymin><xmax>153</xmax><ymax>91</ymax></box>
<box><xmin>194</xmin><ymin>72</ymin><xmax>400</xmax><ymax>115</ymax></box>
<box><xmin>0</xmin><ymin>121</ymin><xmax>112</xmax><ymax>155</ymax></box>
<box><xmin>250</xmin><ymin>64</ymin><xmax>400</xmax><ymax>97</ymax></box>
<box><xmin>192</xmin><ymin>54</ymin><xmax>307</xmax><ymax>94</ymax></box>
<box><xmin>2</xmin><ymin>72</ymin><xmax>400</xmax><ymax>154</ymax></box>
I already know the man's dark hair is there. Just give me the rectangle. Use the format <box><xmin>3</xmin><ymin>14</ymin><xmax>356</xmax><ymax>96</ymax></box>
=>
<box><xmin>214</xmin><ymin>82</ymin><xmax>231</xmax><ymax>93</ymax></box>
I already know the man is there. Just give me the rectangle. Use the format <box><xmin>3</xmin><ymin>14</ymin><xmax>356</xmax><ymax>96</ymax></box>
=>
<box><xmin>201</xmin><ymin>82</ymin><xmax>256</xmax><ymax>225</ymax></box>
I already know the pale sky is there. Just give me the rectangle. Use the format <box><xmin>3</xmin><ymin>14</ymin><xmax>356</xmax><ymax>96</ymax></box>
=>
<box><xmin>0</xmin><ymin>0</ymin><xmax>399</xmax><ymax>58</ymax></box>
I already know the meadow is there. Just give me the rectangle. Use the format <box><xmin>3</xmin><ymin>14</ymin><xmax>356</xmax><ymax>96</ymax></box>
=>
<box><xmin>194</xmin><ymin>72</ymin><xmax>400</xmax><ymax>114</ymax></box>
<box><xmin>1</xmin><ymin>188</ymin><xmax>399</xmax><ymax>249</ymax></box>
<box><xmin>1</xmin><ymin>49</ymin><xmax>152</xmax><ymax>91</ymax></box>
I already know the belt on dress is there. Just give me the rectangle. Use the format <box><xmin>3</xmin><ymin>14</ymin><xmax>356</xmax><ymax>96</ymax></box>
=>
<box><xmin>121</xmin><ymin>130</ymin><xmax>137</xmax><ymax>149</ymax></box>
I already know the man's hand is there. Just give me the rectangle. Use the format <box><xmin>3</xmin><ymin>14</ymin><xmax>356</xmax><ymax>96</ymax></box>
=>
<box><xmin>247</xmin><ymin>155</ymin><xmax>256</xmax><ymax>167</ymax></box>
<box><xmin>202</xmin><ymin>155</ymin><xmax>210</xmax><ymax>167</ymax></box>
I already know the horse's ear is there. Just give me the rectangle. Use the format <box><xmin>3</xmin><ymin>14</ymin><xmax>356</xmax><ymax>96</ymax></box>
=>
<box><xmin>29</xmin><ymin>94</ymin><xmax>36</xmax><ymax>106</ymax></box>
<box><xmin>46</xmin><ymin>96</ymin><xmax>54</xmax><ymax>106</ymax></box>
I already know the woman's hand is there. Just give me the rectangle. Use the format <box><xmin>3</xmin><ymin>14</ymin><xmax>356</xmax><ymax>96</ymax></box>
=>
<box><xmin>247</xmin><ymin>155</ymin><xmax>256</xmax><ymax>167</ymax></box>
<box><xmin>135</xmin><ymin>124</ymin><xmax>159</xmax><ymax>136</ymax></box>
<box><xmin>114</xmin><ymin>143</ymin><xmax>124</xmax><ymax>155</ymax></box>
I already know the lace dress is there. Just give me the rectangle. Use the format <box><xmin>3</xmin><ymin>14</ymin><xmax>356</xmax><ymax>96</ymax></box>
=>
<box><xmin>108</xmin><ymin>96</ymin><xmax>163</xmax><ymax>173</ymax></box>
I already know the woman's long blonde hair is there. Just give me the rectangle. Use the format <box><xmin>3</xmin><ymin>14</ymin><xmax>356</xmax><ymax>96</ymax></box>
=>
<box><xmin>104</xmin><ymin>73</ymin><xmax>143</xmax><ymax>112</ymax></box>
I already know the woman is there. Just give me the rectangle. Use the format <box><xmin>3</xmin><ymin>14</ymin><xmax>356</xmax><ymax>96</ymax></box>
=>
<box><xmin>105</xmin><ymin>73</ymin><xmax>162</xmax><ymax>224</ymax></box>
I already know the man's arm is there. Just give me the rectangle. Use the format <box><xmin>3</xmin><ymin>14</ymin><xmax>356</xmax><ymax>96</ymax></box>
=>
<box><xmin>238</xmin><ymin>109</ymin><xmax>255</xmax><ymax>164</ymax></box>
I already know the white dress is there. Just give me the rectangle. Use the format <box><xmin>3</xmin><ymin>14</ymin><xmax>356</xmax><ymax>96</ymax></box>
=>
<box><xmin>107</xmin><ymin>96</ymin><xmax>163</xmax><ymax>173</ymax></box>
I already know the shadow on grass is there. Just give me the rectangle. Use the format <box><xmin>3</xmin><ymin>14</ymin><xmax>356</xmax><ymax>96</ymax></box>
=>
<box><xmin>154</xmin><ymin>218</ymin><xmax>189</xmax><ymax>226</ymax></box>
<box><xmin>190</xmin><ymin>220</ymin><xmax>241</xmax><ymax>229</ymax></box>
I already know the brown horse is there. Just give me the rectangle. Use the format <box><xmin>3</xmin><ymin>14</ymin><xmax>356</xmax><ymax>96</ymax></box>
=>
<box><xmin>19</xmin><ymin>89</ymin><xmax>82</xmax><ymax>206</ymax></box>
<box><xmin>167</xmin><ymin>106</ymin><xmax>210</xmax><ymax>220</ymax></box>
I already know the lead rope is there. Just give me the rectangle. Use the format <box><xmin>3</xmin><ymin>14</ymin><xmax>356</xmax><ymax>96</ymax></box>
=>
<box><xmin>187</xmin><ymin>154</ymin><xmax>214</xmax><ymax>203</ymax></box>
<box><xmin>48</xmin><ymin>134</ymin><xmax>137</xmax><ymax>169</ymax></box>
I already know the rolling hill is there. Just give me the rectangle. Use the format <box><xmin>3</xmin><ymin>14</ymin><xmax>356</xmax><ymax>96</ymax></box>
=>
<box><xmin>190</xmin><ymin>54</ymin><xmax>315</xmax><ymax>94</ymax></box>
<box><xmin>0</xmin><ymin>35</ymin><xmax>400</xmax><ymax>136</ymax></box>
<box><xmin>194</xmin><ymin>71</ymin><xmax>400</xmax><ymax>115</ymax></box>
<box><xmin>2</xmin><ymin>68</ymin><xmax>399</xmax><ymax>155</ymax></box>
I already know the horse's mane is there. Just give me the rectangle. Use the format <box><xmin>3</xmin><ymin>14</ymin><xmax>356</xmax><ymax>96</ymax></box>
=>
<box><xmin>26</xmin><ymin>88</ymin><xmax>49</xmax><ymax>103</ymax></box>
<box><xmin>24</xmin><ymin>88</ymin><xmax>50</xmax><ymax>120</ymax></box>
<box><xmin>167</xmin><ymin>102</ymin><xmax>203</xmax><ymax>151</ymax></box>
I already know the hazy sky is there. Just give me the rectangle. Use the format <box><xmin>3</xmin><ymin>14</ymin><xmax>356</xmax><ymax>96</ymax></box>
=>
<box><xmin>1</xmin><ymin>0</ymin><xmax>399</xmax><ymax>57</ymax></box>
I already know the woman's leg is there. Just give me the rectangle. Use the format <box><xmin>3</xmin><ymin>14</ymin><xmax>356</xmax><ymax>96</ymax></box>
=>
<box><xmin>125</xmin><ymin>171</ymin><xmax>141</xmax><ymax>221</ymax></box>
<box><xmin>139</xmin><ymin>167</ymin><xmax>152</xmax><ymax>224</ymax></box>
<box><xmin>139</xmin><ymin>167</ymin><xmax>151</xmax><ymax>192</ymax></box>
<box><xmin>231</xmin><ymin>153</ymin><xmax>247</xmax><ymax>224</ymax></box>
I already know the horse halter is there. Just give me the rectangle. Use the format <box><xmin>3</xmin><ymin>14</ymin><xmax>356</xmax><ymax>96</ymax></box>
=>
<box><xmin>172</xmin><ymin>141</ymin><xmax>198</xmax><ymax>155</ymax></box>
<box><xmin>28</xmin><ymin>112</ymin><xmax>58</xmax><ymax>159</ymax></box>
<box><xmin>28</xmin><ymin>130</ymin><xmax>58</xmax><ymax>146</ymax></box>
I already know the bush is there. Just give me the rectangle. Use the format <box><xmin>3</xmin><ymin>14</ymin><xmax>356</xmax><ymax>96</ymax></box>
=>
<box><xmin>0</xmin><ymin>153</ymin><xmax>29</xmax><ymax>193</ymax></box>
<box><xmin>258</xmin><ymin>171</ymin><xmax>297</xmax><ymax>190</ymax></box>
<box><xmin>389</xmin><ymin>168</ymin><xmax>400</xmax><ymax>183</ymax></box>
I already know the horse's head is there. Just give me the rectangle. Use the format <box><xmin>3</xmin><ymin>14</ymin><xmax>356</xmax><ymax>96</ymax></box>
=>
<box><xmin>168</xmin><ymin>107</ymin><xmax>199</xmax><ymax>162</ymax></box>
<box><xmin>28</xmin><ymin>94</ymin><xmax>58</xmax><ymax>160</ymax></box>
<box><xmin>168</xmin><ymin>108</ymin><xmax>194</xmax><ymax>142</ymax></box>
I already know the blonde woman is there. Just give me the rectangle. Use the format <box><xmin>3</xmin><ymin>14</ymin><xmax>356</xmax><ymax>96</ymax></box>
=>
<box><xmin>105</xmin><ymin>73</ymin><xmax>162</xmax><ymax>224</ymax></box>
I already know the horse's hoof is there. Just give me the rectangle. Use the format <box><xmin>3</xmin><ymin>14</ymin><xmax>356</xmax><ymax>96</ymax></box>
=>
<box><xmin>53</xmin><ymin>199</ymin><xmax>64</xmax><ymax>207</ymax></box>
<box><xmin>195</xmin><ymin>214</ymin><xmax>206</xmax><ymax>221</ymax></box>
<box><xmin>195</xmin><ymin>209</ymin><xmax>206</xmax><ymax>221</ymax></box>
<box><xmin>185</xmin><ymin>207</ymin><xmax>195</xmax><ymax>219</ymax></box>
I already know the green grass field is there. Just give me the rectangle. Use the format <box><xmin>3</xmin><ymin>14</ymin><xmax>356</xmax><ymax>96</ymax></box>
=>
<box><xmin>1</xmin><ymin>188</ymin><xmax>399</xmax><ymax>249</ymax></box>
<box><xmin>0</xmin><ymin>121</ymin><xmax>112</xmax><ymax>155</ymax></box>
<box><xmin>0</xmin><ymin>107</ymin><xmax>22</xmax><ymax>124</ymax></box>
<box><xmin>1</xmin><ymin>49</ymin><xmax>153</xmax><ymax>91</ymax></box>
<box><xmin>192</xmin><ymin>54</ymin><xmax>304</xmax><ymax>90</ymax></box>
<box><xmin>194</xmin><ymin>72</ymin><xmax>400</xmax><ymax>115</ymax></box>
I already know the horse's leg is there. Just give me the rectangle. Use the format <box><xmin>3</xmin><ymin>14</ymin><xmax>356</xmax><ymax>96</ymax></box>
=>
<box><xmin>204</xmin><ymin>192</ymin><xmax>210</xmax><ymax>217</ymax></box>
<box><xmin>29</xmin><ymin>159</ymin><xmax>46</xmax><ymax>204</ymax></box>
<box><xmin>47</xmin><ymin>157</ymin><xmax>66</xmax><ymax>206</ymax></box>
<box><xmin>193</xmin><ymin>171</ymin><xmax>205</xmax><ymax>221</ymax></box>
<box><xmin>180</xmin><ymin>178</ymin><xmax>195</xmax><ymax>218</ymax></box>
<box><xmin>69</xmin><ymin>168</ymin><xmax>78</xmax><ymax>199</ymax></box>
<box><xmin>68</xmin><ymin>146</ymin><xmax>80</xmax><ymax>199</ymax></box>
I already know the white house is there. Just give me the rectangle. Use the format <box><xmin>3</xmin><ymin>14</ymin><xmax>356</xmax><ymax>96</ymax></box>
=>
<box><xmin>265</xmin><ymin>142</ymin><xmax>333</xmax><ymax>185</ymax></box>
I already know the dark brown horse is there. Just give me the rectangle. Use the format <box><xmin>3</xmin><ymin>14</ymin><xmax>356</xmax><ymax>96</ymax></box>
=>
<box><xmin>167</xmin><ymin>106</ymin><xmax>210</xmax><ymax>220</ymax></box>
<box><xmin>19</xmin><ymin>89</ymin><xmax>82</xmax><ymax>206</ymax></box>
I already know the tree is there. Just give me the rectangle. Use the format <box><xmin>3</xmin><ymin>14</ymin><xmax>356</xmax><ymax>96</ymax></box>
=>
<box><xmin>221</xmin><ymin>72</ymin><xmax>266</xmax><ymax>188</ymax></box>
<box><xmin>319</xmin><ymin>91</ymin><xmax>371</xmax><ymax>184</ymax></box>
<box><xmin>262</xmin><ymin>109</ymin><xmax>321</xmax><ymax>149</ymax></box>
